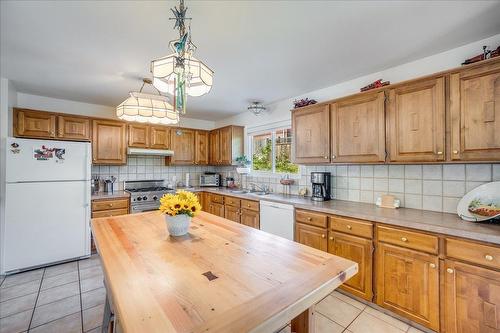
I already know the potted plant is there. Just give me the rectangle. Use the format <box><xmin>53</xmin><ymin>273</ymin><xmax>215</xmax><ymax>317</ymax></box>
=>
<box><xmin>159</xmin><ymin>190</ymin><xmax>201</xmax><ymax>236</ymax></box>
<box><xmin>235</xmin><ymin>155</ymin><xmax>251</xmax><ymax>174</ymax></box>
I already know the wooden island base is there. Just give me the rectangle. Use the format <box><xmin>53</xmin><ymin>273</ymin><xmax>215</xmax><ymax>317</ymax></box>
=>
<box><xmin>92</xmin><ymin>211</ymin><xmax>357</xmax><ymax>333</ymax></box>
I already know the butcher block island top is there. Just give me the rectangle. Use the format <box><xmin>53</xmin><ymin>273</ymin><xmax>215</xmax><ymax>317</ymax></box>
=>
<box><xmin>91</xmin><ymin>211</ymin><xmax>358</xmax><ymax>333</ymax></box>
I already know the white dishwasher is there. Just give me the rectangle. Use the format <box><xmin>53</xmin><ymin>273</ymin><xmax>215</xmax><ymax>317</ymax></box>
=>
<box><xmin>260</xmin><ymin>200</ymin><xmax>294</xmax><ymax>240</ymax></box>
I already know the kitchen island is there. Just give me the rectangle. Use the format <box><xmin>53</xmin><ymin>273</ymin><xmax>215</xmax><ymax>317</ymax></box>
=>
<box><xmin>91</xmin><ymin>211</ymin><xmax>358</xmax><ymax>333</ymax></box>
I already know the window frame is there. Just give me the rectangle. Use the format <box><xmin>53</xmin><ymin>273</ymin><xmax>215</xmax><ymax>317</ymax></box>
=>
<box><xmin>247</xmin><ymin>122</ymin><xmax>301</xmax><ymax>178</ymax></box>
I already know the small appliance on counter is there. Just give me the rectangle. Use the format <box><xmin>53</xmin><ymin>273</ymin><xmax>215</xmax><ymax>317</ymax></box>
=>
<box><xmin>199</xmin><ymin>172</ymin><xmax>221</xmax><ymax>187</ymax></box>
<box><xmin>311</xmin><ymin>172</ymin><xmax>331</xmax><ymax>201</ymax></box>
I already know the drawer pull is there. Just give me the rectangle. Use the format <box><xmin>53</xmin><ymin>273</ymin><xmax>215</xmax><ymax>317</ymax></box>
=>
<box><xmin>453</xmin><ymin>150</ymin><xmax>458</xmax><ymax>154</ymax></box>
<box><xmin>429</xmin><ymin>263</ymin><xmax>436</xmax><ymax>269</ymax></box>
<box><xmin>485</xmin><ymin>254</ymin><xmax>494</xmax><ymax>261</ymax></box>
<box><xmin>401</xmin><ymin>237</ymin><xmax>408</xmax><ymax>242</ymax></box>
<box><xmin>447</xmin><ymin>268</ymin><xmax>454</xmax><ymax>274</ymax></box>
<box><xmin>436</xmin><ymin>151</ymin><xmax>443</xmax><ymax>155</ymax></box>
<box><xmin>346</xmin><ymin>225</ymin><xmax>352</xmax><ymax>230</ymax></box>
<box><xmin>307</xmin><ymin>217</ymin><xmax>312</xmax><ymax>221</ymax></box>
<box><xmin>329</xmin><ymin>236</ymin><xmax>333</xmax><ymax>240</ymax></box>
<box><xmin>321</xmin><ymin>234</ymin><xmax>325</xmax><ymax>239</ymax></box>
<box><xmin>108</xmin><ymin>204</ymin><xmax>113</xmax><ymax>207</ymax></box>
<box><xmin>247</xmin><ymin>204</ymin><xmax>251</xmax><ymax>207</ymax></box>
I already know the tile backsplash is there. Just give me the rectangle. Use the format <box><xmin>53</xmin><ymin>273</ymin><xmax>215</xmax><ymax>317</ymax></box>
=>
<box><xmin>92</xmin><ymin>156</ymin><xmax>215</xmax><ymax>191</ymax></box>
<box><xmin>219</xmin><ymin>164</ymin><xmax>500</xmax><ymax>214</ymax></box>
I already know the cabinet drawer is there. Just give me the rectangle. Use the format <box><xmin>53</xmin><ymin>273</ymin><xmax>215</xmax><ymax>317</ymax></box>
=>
<box><xmin>210</xmin><ymin>194</ymin><xmax>224</xmax><ymax>204</ymax></box>
<box><xmin>377</xmin><ymin>225</ymin><xmax>438</xmax><ymax>254</ymax></box>
<box><xmin>92</xmin><ymin>199</ymin><xmax>129</xmax><ymax>212</ymax></box>
<box><xmin>241</xmin><ymin>199</ymin><xmax>259</xmax><ymax>212</ymax></box>
<box><xmin>446</xmin><ymin>238</ymin><xmax>500</xmax><ymax>270</ymax></box>
<box><xmin>92</xmin><ymin>208</ymin><xmax>129</xmax><ymax>218</ymax></box>
<box><xmin>295</xmin><ymin>209</ymin><xmax>328</xmax><ymax>228</ymax></box>
<box><xmin>224</xmin><ymin>196</ymin><xmax>241</xmax><ymax>207</ymax></box>
<box><xmin>330</xmin><ymin>215</ymin><xmax>373</xmax><ymax>239</ymax></box>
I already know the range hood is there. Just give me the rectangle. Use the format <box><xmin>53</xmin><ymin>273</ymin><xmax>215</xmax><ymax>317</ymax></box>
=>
<box><xmin>127</xmin><ymin>147</ymin><xmax>174</xmax><ymax>157</ymax></box>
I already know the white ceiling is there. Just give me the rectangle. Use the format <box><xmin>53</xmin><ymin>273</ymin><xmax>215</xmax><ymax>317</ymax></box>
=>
<box><xmin>1</xmin><ymin>1</ymin><xmax>500</xmax><ymax>120</ymax></box>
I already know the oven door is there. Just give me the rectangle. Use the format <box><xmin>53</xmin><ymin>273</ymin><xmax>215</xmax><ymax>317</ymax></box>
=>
<box><xmin>130</xmin><ymin>203</ymin><xmax>160</xmax><ymax>214</ymax></box>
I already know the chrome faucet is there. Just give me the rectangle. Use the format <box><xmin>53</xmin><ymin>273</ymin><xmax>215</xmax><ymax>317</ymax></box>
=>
<box><xmin>249</xmin><ymin>183</ymin><xmax>270</xmax><ymax>193</ymax></box>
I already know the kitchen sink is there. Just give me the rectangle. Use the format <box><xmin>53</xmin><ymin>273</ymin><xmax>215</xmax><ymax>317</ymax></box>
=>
<box><xmin>230</xmin><ymin>189</ymin><xmax>249</xmax><ymax>194</ymax></box>
<box><xmin>251</xmin><ymin>191</ymin><xmax>269</xmax><ymax>196</ymax></box>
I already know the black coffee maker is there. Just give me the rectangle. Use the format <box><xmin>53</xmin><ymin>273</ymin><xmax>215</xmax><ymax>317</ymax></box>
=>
<box><xmin>311</xmin><ymin>172</ymin><xmax>331</xmax><ymax>201</ymax></box>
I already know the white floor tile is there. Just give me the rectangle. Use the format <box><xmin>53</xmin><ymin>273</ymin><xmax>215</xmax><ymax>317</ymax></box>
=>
<box><xmin>315</xmin><ymin>295</ymin><xmax>362</xmax><ymax>327</ymax></box>
<box><xmin>364</xmin><ymin>306</ymin><xmax>409</xmax><ymax>331</ymax></box>
<box><xmin>314</xmin><ymin>312</ymin><xmax>344</xmax><ymax>333</ymax></box>
<box><xmin>348</xmin><ymin>312</ymin><xmax>406</xmax><ymax>333</ymax></box>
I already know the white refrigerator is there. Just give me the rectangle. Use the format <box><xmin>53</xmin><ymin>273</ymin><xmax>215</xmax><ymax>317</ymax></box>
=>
<box><xmin>3</xmin><ymin>137</ymin><xmax>91</xmax><ymax>273</ymax></box>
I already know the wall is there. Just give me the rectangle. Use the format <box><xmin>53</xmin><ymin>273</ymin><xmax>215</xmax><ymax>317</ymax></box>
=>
<box><xmin>16</xmin><ymin>93</ymin><xmax>216</xmax><ymax>130</ymax></box>
<box><xmin>92</xmin><ymin>157</ymin><xmax>215</xmax><ymax>191</ymax></box>
<box><xmin>0</xmin><ymin>77</ymin><xmax>18</xmax><ymax>274</ymax></box>
<box><xmin>215</xmin><ymin>34</ymin><xmax>500</xmax><ymax>214</ymax></box>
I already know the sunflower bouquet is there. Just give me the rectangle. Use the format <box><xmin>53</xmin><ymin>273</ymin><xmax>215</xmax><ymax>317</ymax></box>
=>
<box><xmin>159</xmin><ymin>190</ymin><xmax>201</xmax><ymax>217</ymax></box>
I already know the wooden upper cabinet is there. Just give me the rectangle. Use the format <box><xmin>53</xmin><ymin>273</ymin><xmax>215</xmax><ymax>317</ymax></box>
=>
<box><xmin>150</xmin><ymin>126</ymin><xmax>170</xmax><ymax>149</ymax></box>
<box><xmin>376</xmin><ymin>243</ymin><xmax>440</xmax><ymax>331</ymax></box>
<box><xmin>292</xmin><ymin>104</ymin><xmax>330</xmax><ymax>164</ymax></box>
<box><xmin>209</xmin><ymin>126</ymin><xmax>243</xmax><ymax>165</ymax></box>
<box><xmin>92</xmin><ymin>119</ymin><xmax>127</xmax><ymax>165</ymax></box>
<box><xmin>443</xmin><ymin>259</ymin><xmax>500</xmax><ymax>333</ymax></box>
<box><xmin>128</xmin><ymin>124</ymin><xmax>149</xmax><ymax>148</ymax></box>
<box><xmin>57</xmin><ymin>115</ymin><xmax>90</xmax><ymax>141</ymax></box>
<box><xmin>14</xmin><ymin>109</ymin><xmax>56</xmax><ymax>139</ymax></box>
<box><xmin>388</xmin><ymin>76</ymin><xmax>445</xmax><ymax>162</ymax></box>
<box><xmin>195</xmin><ymin>130</ymin><xmax>209</xmax><ymax>165</ymax></box>
<box><xmin>295</xmin><ymin>223</ymin><xmax>328</xmax><ymax>252</ymax></box>
<box><xmin>169</xmin><ymin>128</ymin><xmax>195</xmax><ymax>165</ymax></box>
<box><xmin>209</xmin><ymin>130</ymin><xmax>220</xmax><ymax>165</ymax></box>
<box><xmin>328</xmin><ymin>232</ymin><xmax>373</xmax><ymax>301</ymax></box>
<box><xmin>331</xmin><ymin>91</ymin><xmax>385</xmax><ymax>163</ymax></box>
<box><xmin>450</xmin><ymin>59</ymin><xmax>500</xmax><ymax>161</ymax></box>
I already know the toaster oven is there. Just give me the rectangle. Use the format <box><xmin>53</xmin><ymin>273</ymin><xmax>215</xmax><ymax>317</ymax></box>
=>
<box><xmin>199</xmin><ymin>173</ymin><xmax>220</xmax><ymax>187</ymax></box>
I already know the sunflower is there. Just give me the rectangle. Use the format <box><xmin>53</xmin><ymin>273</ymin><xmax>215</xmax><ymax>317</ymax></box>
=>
<box><xmin>158</xmin><ymin>191</ymin><xmax>201</xmax><ymax>217</ymax></box>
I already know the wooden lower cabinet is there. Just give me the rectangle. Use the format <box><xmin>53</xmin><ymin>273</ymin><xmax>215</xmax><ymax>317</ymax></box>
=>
<box><xmin>241</xmin><ymin>208</ymin><xmax>259</xmax><ymax>229</ymax></box>
<box><xmin>328</xmin><ymin>231</ymin><xmax>373</xmax><ymax>301</ymax></box>
<box><xmin>295</xmin><ymin>223</ymin><xmax>328</xmax><ymax>252</ymax></box>
<box><xmin>224</xmin><ymin>205</ymin><xmax>241</xmax><ymax>223</ymax></box>
<box><xmin>91</xmin><ymin>197</ymin><xmax>130</xmax><ymax>252</ymax></box>
<box><xmin>376</xmin><ymin>242</ymin><xmax>440</xmax><ymax>331</ymax></box>
<box><xmin>443</xmin><ymin>259</ymin><xmax>500</xmax><ymax>333</ymax></box>
<box><xmin>208</xmin><ymin>202</ymin><xmax>224</xmax><ymax>217</ymax></box>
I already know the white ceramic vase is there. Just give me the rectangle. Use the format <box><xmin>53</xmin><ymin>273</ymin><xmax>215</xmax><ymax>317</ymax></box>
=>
<box><xmin>165</xmin><ymin>214</ymin><xmax>191</xmax><ymax>236</ymax></box>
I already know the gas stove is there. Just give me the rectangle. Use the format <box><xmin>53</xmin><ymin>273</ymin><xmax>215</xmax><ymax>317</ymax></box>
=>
<box><xmin>124</xmin><ymin>180</ymin><xmax>175</xmax><ymax>213</ymax></box>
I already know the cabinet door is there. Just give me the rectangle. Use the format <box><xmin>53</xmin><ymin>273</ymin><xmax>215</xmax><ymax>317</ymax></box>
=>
<box><xmin>195</xmin><ymin>130</ymin><xmax>209</xmax><ymax>165</ymax></box>
<box><xmin>376</xmin><ymin>243</ymin><xmax>439</xmax><ymax>331</ymax></box>
<box><xmin>128</xmin><ymin>124</ymin><xmax>149</xmax><ymax>148</ymax></box>
<box><xmin>224</xmin><ymin>205</ymin><xmax>240</xmax><ymax>223</ymax></box>
<box><xmin>443</xmin><ymin>259</ymin><xmax>500</xmax><ymax>333</ymax></box>
<box><xmin>150</xmin><ymin>126</ymin><xmax>170</xmax><ymax>149</ymax></box>
<box><xmin>170</xmin><ymin>128</ymin><xmax>195</xmax><ymax>164</ymax></box>
<box><xmin>14</xmin><ymin>109</ymin><xmax>56</xmax><ymax>138</ymax></box>
<box><xmin>57</xmin><ymin>115</ymin><xmax>90</xmax><ymax>141</ymax></box>
<box><xmin>388</xmin><ymin>77</ymin><xmax>445</xmax><ymax>162</ymax></box>
<box><xmin>450</xmin><ymin>60</ymin><xmax>500</xmax><ymax>161</ymax></box>
<box><xmin>241</xmin><ymin>208</ymin><xmax>260</xmax><ymax>229</ymax></box>
<box><xmin>292</xmin><ymin>104</ymin><xmax>330</xmax><ymax>164</ymax></box>
<box><xmin>208</xmin><ymin>202</ymin><xmax>224</xmax><ymax>217</ymax></box>
<box><xmin>92</xmin><ymin>120</ymin><xmax>127</xmax><ymax>165</ymax></box>
<box><xmin>219</xmin><ymin>126</ymin><xmax>232</xmax><ymax>165</ymax></box>
<box><xmin>209</xmin><ymin>130</ymin><xmax>220</xmax><ymax>165</ymax></box>
<box><xmin>331</xmin><ymin>91</ymin><xmax>385</xmax><ymax>163</ymax></box>
<box><xmin>295</xmin><ymin>223</ymin><xmax>327</xmax><ymax>252</ymax></box>
<box><xmin>328</xmin><ymin>232</ymin><xmax>373</xmax><ymax>301</ymax></box>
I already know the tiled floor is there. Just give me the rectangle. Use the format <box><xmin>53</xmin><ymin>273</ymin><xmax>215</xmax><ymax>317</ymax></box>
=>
<box><xmin>1</xmin><ymin>256</ymin><xmax>426</xmax><ymax>333</ymax></box>
<box><xmin>0</xmin><ymin>255</ymin><xmax>104</xmax><ymax>333</ymax></box>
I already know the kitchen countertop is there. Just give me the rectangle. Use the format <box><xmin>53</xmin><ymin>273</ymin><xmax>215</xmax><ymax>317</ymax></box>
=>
<box><xmin>91</xmin><ymin>191</ymin><xmax>130</xmax><ymax>201</ymax></box>
<box><xmin>185</xmin><ymin>187</ymin><xmax>500</xmax><ymax>245</ymax></box>
<box><xmin>91</xmin><ymin>211</ymin><xmax>357</xmax><ymax>333</ymax></box>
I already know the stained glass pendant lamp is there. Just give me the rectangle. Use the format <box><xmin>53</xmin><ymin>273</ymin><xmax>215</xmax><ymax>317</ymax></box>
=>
<box><xmin>116</xmin><ymin>78</ymin><xmax>179</xmax><ymax>125</ymax></box>
<box><xmin>151</xmin><ymin>0</ymin><xmax>214</xmax><ymax>114</ymax></box>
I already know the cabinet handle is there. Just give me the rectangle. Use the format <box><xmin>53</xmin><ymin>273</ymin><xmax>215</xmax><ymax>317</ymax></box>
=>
<box><xmin>324</xmin><ymin>155</ymin><xmax>328</xmax><ymax>159</ymax></box>
<box><xmin>436</xmin><ymin>151</ymin><xmax>443</xmax><ymax>155</ymax></box>
<box><xmin>329</xmin><ymin>236</ymin><xmax>333</xmax><ymax>240</ymax></box>
<box><xmin>453</xmin><ymin>150</ymin><xmax>459</xmax><ymax>154</ymax></box>
<box><xmin>447</xmin><ymin>268</ymin><xmax>454</xmax><ymax>274</ymax></box>
<box><xmin>108</xmin><ymin>204</ymin><xmax>113</xmax><ymax>207</ymax></box>
<box><xmin>247</xmin><ymin>204</ymin><xmax>251</xmax><ymax>207</ymax></box>
<box><xmin>321</xmin><ymin>234</ymin><xmax>326</xmax><ymax>238</ymax></box>
<box><xmin>429</xmin><ymin>263</ymin><xmax>436</xmax><ymax>269</ymax></box>
<box><xmin>401</xmin><ymin>237</ymin><xmax>408</xmax><ymax>242</ymax></box>
<box><xmin>331</xmin><ymin>155</ymin><xmax>336</xmax><ymax>159</ymax></box>
<box><xmin>307</xmin><ymin>217</ymin><xmax>312</xmax><ymax>221</ymax></box>
<box><xmin>346</xmin><ymin>225</ymin><xmax>352</xmax><ymax>230</ymax></box>
<box><xmin>485</xmin><ymin>254</ymin><xmax>494</xmax><ymax>261</ymax></box>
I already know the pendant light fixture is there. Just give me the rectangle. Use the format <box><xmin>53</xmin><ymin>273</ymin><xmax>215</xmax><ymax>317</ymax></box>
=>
<box><xmin>116</xmin><ymin>78</ymin><xmax>179</xmax><ymax>125</ymax></box>
<box><xmin>248</xmin><ymin>102</ymin><xmax>266</xmax><ymax>116</ymax></box>
<box><xmin>151</xmin><ymin>0</ymin><xmax>214</xmax><ymax>114</ymax></box>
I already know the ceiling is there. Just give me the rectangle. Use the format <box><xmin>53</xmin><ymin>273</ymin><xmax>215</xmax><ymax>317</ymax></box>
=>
<box><xmin>1</xmin><ymin>1</ymin><xmax>500</xmax><ymax>120</ymax></box>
